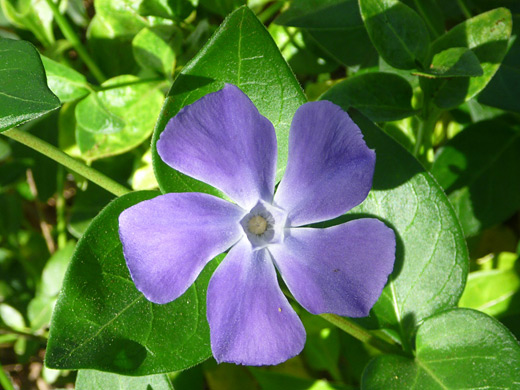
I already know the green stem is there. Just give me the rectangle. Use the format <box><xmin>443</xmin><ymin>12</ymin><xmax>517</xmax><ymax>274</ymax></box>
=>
<box><xmin>2</xmin><ymin>129</ymin><xmax>130</xmax><ymax>197</ymax></box>
<box><xmin>456</xmin><ymin>0</ymin><xmax>472</xmax><ymax>19</ymax></box>
<box><xmin>56</xmin><ymin>165</ymin><xmax>67</xmax><ymax>249</ymax></box>
<box><xmin>320</xmin><ymin>313</ymin><xmax>405</xmax><ymax>356</ymax></box>
<box><xmin>93</xmin><ymin>76</ymin><xmax>165</xmax><ymax>92</ymax></box>
<box><xmin>0</xmin><ymin>326</ymin><xmax>47</xmax><ymax>341</ymax></box>
<box><xmin>257</xmin><ymin>1</ymin><xmax>284</xmax><ymax>24</ymax></box>
<box><xmin>413</xmin><ymin>107</ymin><xmax>440</xmax><ymax>159</ymax></box>
<box><xmin>0</xmin><ymin>361</ymin><xmax>15</xmax><ymax>390</ymax></box>
<box><xmin>44</xmin><ymin>0</ymin><xmax>106</xmax><ymax>83</ymax></box>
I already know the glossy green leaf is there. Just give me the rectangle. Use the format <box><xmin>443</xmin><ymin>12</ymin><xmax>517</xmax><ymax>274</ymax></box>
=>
<box><xmin>321</xmin><ymin>72</ymin><xmax>416</xmax><ymax>122</ymax></box>
<box><xmin>132</xmin><ymin>27</ymin><xmax>176</xmax><ymax>76</ymax></box>
<box><xmin>422</xmin><ymin>8</ymin><xmax>512</xmax><ymax>109</ymax></box>
<box><xmin>76</xmin><ymin>370</ymin><xmax>174</xmax><ymax>390</ymax></box>
<box><xmin>362</xmin><ymin>309</ymin><xmax>520</xmax><ymax>389</ymax></box>
<box><xmin>359</xmin><ymin>0</ymin><xmax>430</xmax><ymax>69</ymax></box>
<box><xmin>415</xmin><ymin>47</ymin><xmax>483</xmax><ymax>78</ymax></box>
<box><xmin>0</xmin><ymin>38</ymin><xmax>60</xmax><ymax>132</ymax></box>
<box><xmin>138</xmin><ymin>0</ymin><xmax>194</xmax><ymax>20</ymax></box>
<box><xmin>46</xmin><ymin>191</ymin><xmax>216</xmax><ymax>374</ymax></box>
<box><xmin>275</xmin><ymin>0</ymin><xmax>377</xmax><ymax>68</ymax></box>
<box><xmin>479</xmin><ymin>15</ymin><xmax>520</xmax><ymax>113</ymax></box>
<box><xmin>431</xmin><ymin>120</ymin><xmax>520</xmax><ymax>237</ymax></box>
<box><xmin>41</xmin><ymin>56</ymin><xmax>90</xmax><ymax>103</ymax></box>
<box><xmin>152</xmin><ymin>6</ymin><xmax>306</xmax><ymax>194</ymax></box>
<box><xmin>459</xmin><ymin>254</ymin><xmax>520</xmax><ymax>318</ymax></box>
<box><xmin>0</xmin><ymin>0</ymin><xmax>55</xmax><ymax>46</ymax></box>
<box><xmin>318</xmin><ymin>105</ymin><xmax>468</xmax><ymax>343</ymax></box>
<box><xmin>75</xmin><ymin>75</ymin><xmax>163</xmax><ymax>161</ymax></box>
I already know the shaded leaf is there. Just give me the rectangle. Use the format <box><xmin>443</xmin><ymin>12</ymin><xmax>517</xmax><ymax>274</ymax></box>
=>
<box><xmin>132</xmin><ymin>26</ymin><xmax>176</xmax><ymax>76</ymax></box>
<box><xmin>46</xmin><ymin>191</ymin><xmax>217</xmax><ymax>374</ymax></box>
<box><xmin>415</xmin><ymin>47</ymin><xmax>483</xmax><ymax>78</ymax></box>
<box><xmin>321</xmin><ymin>72</ymin><xmax>416</xmax><ymax>122</ymax></box>
<box><xmin>0</xmin><ymin>38</ymin><xmax>60</xmax><ymax>132</ymax></box>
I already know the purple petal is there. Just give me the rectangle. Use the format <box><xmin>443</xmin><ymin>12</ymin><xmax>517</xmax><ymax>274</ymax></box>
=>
<box><xmin>269</xmin><ymin>219</ymin><xmax>395</xmax><ymax>317</ymax></box>
<box><xmin>207</xmin><ymin>239</ymin><xmax>305</xmax><ymax>365</ymax></box>
<box><xmin>274</xmin><ymin>101</ymin><xmax>375</xmax><ymax>226</ymax></box>
<box><xmin>157</xmin><ymin>84</ymin><xmax>277</xmax><ymax>210</ymax></box>
<box><xmin>119</xmin><ymin>193</ymin><xmax>245</xmax><ymax>304</ymax></box>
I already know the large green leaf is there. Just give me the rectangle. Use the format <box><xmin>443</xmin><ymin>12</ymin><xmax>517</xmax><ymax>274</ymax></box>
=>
<box><xmin>362</xmin><ymin>309</ymin><xmax>520</xmax><ymax>389</ymax></box>
<box><xmin>359</xmin><ymin>0</ymin><xmax>430</xmax><ymax>70</ymax></box>
<box><xmin>152</xmin><ymin>6</ymin><xmax>306</xmax><ymax>194</ymax></box>
<box><xmin>478</xmin><ymin>15</ymin><xmax>520</xmax><ymax>113</ymax></box>
<box><xmin>320</xmin><ymin>72</ymin><xmax>416</xmax><ymax>122</ymax></box>
<box><xmin>275</xmin><ymin>0</ymin><xmax>377</xmax><ymax>68</ymax></box>
<box><xmin>422</xmin><ymin>8</ymin><xmax>512</xmax><ymax>109</ymax></box>
<box><xmin>76</xmin><ymin>370</ymin><xmax>174</xmax><ymax>390</ymax></box>
<box><xmin>0</xmin><ymin>38</ymin><xmax>60</xmax><ymax>132</ymax></box>
<box><xmin>41</xmin><ymin>56</ymin><xmax>90</xmax><ymax>103</ymax></box>
<box><xmin>431</xmin><ymin>119</ymin><xmax>520</xmax><ymax>237</ymax></box>
<box><xmin>75</xmin><ymin>75</ymin><xmax>164</xmax><ymax>161</ymax></box>
<box><xmin>46</xmin><ymin>191</ymin><xmax>217</xmax><ymax>374</ymax></box>
<box><xmin>317</xmin><ymin>105</ymin><xmax>468</xmax><ymax>343</ymax></box>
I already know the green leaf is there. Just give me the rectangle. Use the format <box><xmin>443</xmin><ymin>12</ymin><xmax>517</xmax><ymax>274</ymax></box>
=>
<box><xmin>75</xmin><ymin>75</ymin><xmax>164</xmax><ymax>161</ymax></box>
<box><xmin>478</xmin><ymin>15</ymin><xmax>520</xmax><ymax>113</ymax></box>
<box><xmin>41</xmin><ymin>56</ymin><xmax>90</xmax><ymax>103</ymax></box>
<box><xmin>431</xmin><ymin>120</ymin><xmax>520</xmax><ymax>237</ymax></box>
<box><xmin>318</xmin><ymin>105</ymin><xmax>468</xmax><ymax>344</ymax></box>
<box><xmin>0</xmin><ymin>0</ymin><xmax>55</xmax><ymax>46</ymax></box>
<box><xmin>46</xmin><ymin>191</ymin><xmax>216</xmax><ymax>374</ymax></box>
<box><xmin>422</xmin><ymin>8</ymin><xmax>512</xmax><ymax>109</ymax></box>
<box><xmin>359</xmin><ymin>0</ymin><xmax>430</xmax><ymax>69</ymax></box>
<box><xmin>76</xmin><ymin>370</ymin><xmax>174</xmax><ymax>390</ymax></box>
<box><xmin>405</xmin><ymin>0</ymin><xmax>445</xmax><ymax>39</ymax></box>
<box><xmin>362</xmin><ymin>309</ymin><xmax>520</xmax><ymax>389</ymax></box>
<box><xmin>320</xmin><ymin>72</ymin><xmax>417</xmax><ymax>122</ymax></box>
<box><xmin>415</xmin><ymin>47</ymin><xmax>483</xmax><ymax>78</ymax></box>
<box><xmin>459</xmin><ymin>254</ymin><xmax>520</xmax><ymax>318</ymax></box>
<box><xmin>275</xmin><ymin>0</ymin><xmax>378</xmax><ymax>68</ymax></box>
<box><xmin>138</xmin><ymin>0</ymin><xmax>194</xmax><ymax>20</ymax></box>
<box><xmin>152</xmin><ymin>6</ymin><xmax>306</xmax><ymax>194</ymax></box>
<box><xmin>0</xmin><ymin>38</ymin><xmax>60</xmax><ymax>132</ymax></box>
<box><xmin>132</xmin><ymin>27</ymin><xmax>176</xmax><ymax>76</ymax></box>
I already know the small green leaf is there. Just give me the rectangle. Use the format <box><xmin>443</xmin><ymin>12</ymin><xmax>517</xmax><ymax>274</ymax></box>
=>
<box><xmin>138</xmin><ymin>0</ymin><xmax>194</xmax><ymax>20</ymax></box>
<box><xmin>41</xmin><ymin>56</ymin><xmax>90</xmax><ymax>103</ymax></box>
<box><xmin>321</xmin><ymin>72</ymin><xmax>417</xmax><ymax>122</ymax></box>
<box><xmin>362</xmin><ymin>309</ymin><xmax>520</xmax><ymax>389</ymax></box>
<box><xmin>75</xmin><ymin>75</ymin><xmax>164</xmax><ymax>161</ymax></box>
<box><xmin>422</xmin><ymin>8</ymin><xmax>512</xmax><ymax>109</ymax></box>
<box><xmin>431</xmin><ymin>120</ymin><xmax>520</xmax><ymax>237</ymax></box>
<box><xmin>359</xmin><ymin>0</ymin><xmax>430</xmax><ymax>69</ymax></box>
<box><xmin>415</xmin><ymin>47</ymin><xmax>483</xmax><ymax>78</ymax></box>
<box><xmin>76</xmin><ymin>370</ymin><xmax>174</xmax><ymax>390</ymax></box>
<box><xmin>132</xmin><ymin>27</ymin><xmax>176</xmax><ymax>76</ymax></box>
<box><xmin>46</xmin><ymin>191</ymin><xmax>216</xmax><ymax>374</ymax></box>
<box><xmin>0</xmin><ymin>38</ymin><xmax>60</xmax><ymax>132</ymax></box>
<box><xmin>459</xmin><ymin>254</ymin><xmax>520</xmax><ymax>318</ymax></box>
<box><xmin>152</xmin><ymin>6</ymin><xmax>306</xmax><ymax>194</ymax></box>
<box><xmin>478</xmin><ymin>15</ymin><xmax>520</xmax><ymax>113</ymax></box>
<box><xmin>275</xmin><ymin>0</ymin><xmax>377</xmax><ymax>67</ymax></box>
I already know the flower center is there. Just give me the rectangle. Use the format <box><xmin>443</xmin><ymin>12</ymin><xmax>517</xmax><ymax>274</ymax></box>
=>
<box><xmin>248</xmin><ymin>215</ymin><xmax>267</xmax><ymax>235</ymax></box>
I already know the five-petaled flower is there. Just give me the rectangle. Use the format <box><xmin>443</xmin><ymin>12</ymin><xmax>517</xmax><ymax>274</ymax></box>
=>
<box><xmin>118</xmin><ymin>84</ymin><xmax>395</xmax><ymax>366</ymax></box>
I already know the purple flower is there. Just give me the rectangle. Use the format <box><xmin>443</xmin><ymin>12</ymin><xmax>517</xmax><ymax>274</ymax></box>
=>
<box><xmin>118</xmin><ymin>84</ymin><xmax>395</xmax><ymax>366</ymax></box>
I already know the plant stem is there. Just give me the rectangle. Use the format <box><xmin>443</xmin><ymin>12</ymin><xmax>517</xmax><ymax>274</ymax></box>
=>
<box><xmin>0</xmin><ymin>326</ymin><xmax>48</xmax><ymax>341</ymax></box>
<box><xmin>44</xmin><ymin>0</ymin><xmax>106</xmax><ymax>84</ymax></box>
<box><xmin>257</xmin><ymin>1</ymin><xmax>284</xmax><ymax>24</ymax></box>
<box><xmin>456</xmin><ymin>0</ymin><xmax>472</xmax><ymax>19</ymax></box>
<box><xmin>2</xmin><ymin>129</ymin><xmax>130</xmax><ymax>197</ymax></box>
<box><xmin>0</xmin><ymin>361</ymin><xmax>15</xmax><ymax>390</ymax></box>
<box><xmin>320</xmin><ymin>313</ymin><xmax>405</xmax><ymax>356</ymax></box>
<box><xmin>56</xmin><ymin>165</ymin><xmax>67</xmax><ymax>249</ymax></box>
<box><xmin>413</xmin><ymin>106</ymin><xmax>440</xmax><ymax>159</ymax></box>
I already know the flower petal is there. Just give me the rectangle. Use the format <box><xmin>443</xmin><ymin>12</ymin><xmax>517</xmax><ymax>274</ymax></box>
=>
<box><xmin>274</xmin><ymin>101</ymin><xmax>375</xmax><ymax>226</ymax></box>
<box><xmin>207</xmin><ymin>239</ymin><xmax>305</xmax><ymax>365</ymax></box>
<box><xmin>157</xmin><ymin>84</ymin><xmax>277</xmax><ymax>210</ymax></box>
<box><xmin>270</xmin><ymin>219</ymin><xmax>395</xmax><ymax>317</ymax></box>
<box><xmin>119</xmin><ymin>192</ymin><xmax>245</xmax><ymax>304</ymax></box>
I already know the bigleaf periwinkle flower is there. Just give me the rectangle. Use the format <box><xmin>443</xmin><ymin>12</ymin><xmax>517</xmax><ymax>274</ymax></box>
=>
<box><xmin>118</xmin><ymin>84</ymin><xmax>395</xmax><ymax>366</ymax></box>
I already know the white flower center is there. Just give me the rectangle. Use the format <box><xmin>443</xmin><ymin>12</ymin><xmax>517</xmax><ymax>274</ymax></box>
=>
<box><xmin>248</xmin><ymin>215</ymin><xmax>268</xmax><ymax>235</ymax></box>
